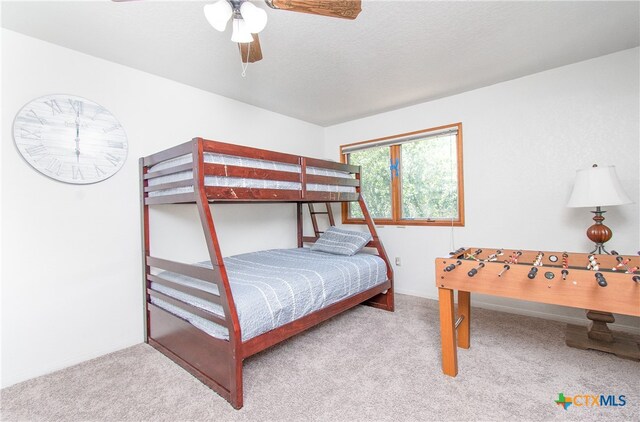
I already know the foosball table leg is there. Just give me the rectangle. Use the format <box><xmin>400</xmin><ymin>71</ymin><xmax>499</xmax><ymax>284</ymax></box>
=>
<box><xmin>457</xmin><ymin>291</ymin><xmax>471</xmax><ymax>349</ymax></box>
<box><xmin>438</xmin><ymin>287</ymin><xmax>458</xmax><ymax>377</ymax></box>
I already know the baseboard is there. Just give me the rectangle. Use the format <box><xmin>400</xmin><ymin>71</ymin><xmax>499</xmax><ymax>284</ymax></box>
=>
<box><xmin>394</xmin><ymin>288</ymin><xmax>640</xmax><ymax>335</ymax></box>
<box><xmin>1</xmin><ymin>337</ymin><xmax>142</xmax><ymax>389</ymax></box>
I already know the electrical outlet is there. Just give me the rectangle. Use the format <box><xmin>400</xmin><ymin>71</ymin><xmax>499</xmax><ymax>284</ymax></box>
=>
<box><xmin>395</xmin><ymin>257</ymin><xmax>401</xmax><ymax>266</ymax></box>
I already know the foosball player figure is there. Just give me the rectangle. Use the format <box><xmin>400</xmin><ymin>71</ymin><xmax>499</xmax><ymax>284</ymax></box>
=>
<box><xmin>587</xmin><ymin>254</ymin><xmax>600</xmax><ymax>271</ymax></box>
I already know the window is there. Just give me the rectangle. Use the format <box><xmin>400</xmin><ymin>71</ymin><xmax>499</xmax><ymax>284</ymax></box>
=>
<box><xmin>341</xmin><ymin>123</ymin><xmax>464</xmax><ymax>226</ymax></box>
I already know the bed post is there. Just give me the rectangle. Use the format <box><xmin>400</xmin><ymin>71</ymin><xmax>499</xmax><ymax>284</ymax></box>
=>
<box><xmin>139</xmin><ymin>158</ymin><xmax>150</xmax><ymax>341</ymax></box>
<box><xmin>297</xmin><ymin>203</ymin><xmax>303</xmax><ymax>247</ymax></box>
<box><xmin>355</xmin><ymin>173</ymin><xmax>394</xmax><ymax>312</ymax></box>
<box><xmin>191</xmin><ymin>138</ymin><xmax>244</xmax><ymax>409</ymax></box>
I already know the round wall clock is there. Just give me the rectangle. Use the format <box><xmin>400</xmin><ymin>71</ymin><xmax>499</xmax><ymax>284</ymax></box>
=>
<box><xmin>13</xmin><ymin>94</ymin><xmax>128</xmax><ymax>184</ymax></box>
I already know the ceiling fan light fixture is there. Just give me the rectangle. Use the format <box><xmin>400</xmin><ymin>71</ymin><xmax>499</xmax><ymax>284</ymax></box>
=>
<box><xmin>240</xmin><ymin>1</ymin><xmax>268</xmax><ymax>34</ymax></box>
<box><xmin>231</xmin><ymin>18</ymin><xmax>254</xmax><ymax>43</ymax></box>
<box><xmin>204</xmin><ymin>0</ymin><xmax>233</xmax><ymax>32</ymax></box>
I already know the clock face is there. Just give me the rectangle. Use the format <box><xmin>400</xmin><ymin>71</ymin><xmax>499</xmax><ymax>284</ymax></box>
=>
<box><xmin>13</xmin><ymin>94</ymin><xmax>128</xmax><ymax>184</ymax></box>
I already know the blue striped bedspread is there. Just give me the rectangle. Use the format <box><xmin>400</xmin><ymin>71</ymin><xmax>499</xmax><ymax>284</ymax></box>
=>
<box><xmin>150</xmin><ymin>248</ymin><xmax>388</xmax><ymax>341</ymax></box>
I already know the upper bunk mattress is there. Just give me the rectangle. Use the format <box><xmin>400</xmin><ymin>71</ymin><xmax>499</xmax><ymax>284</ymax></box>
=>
<box><xmin>150</xmin><ymin>248</ymin><xmax>387</xmax><ymax>342</ymax></box>
<box><xmin>147</xmin><ymin>152</ymin><xmax>356</xmax><ymax>197</ymax></box>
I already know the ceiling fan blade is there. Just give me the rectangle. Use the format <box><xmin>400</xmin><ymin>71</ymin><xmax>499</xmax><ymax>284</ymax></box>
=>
<box><xmin>267</xmin><ymin>0</ymin><xmax>361</xmax><ymax>20</ymax></box>
<box><xmin>239</xmin><ymin>34</ymin><xmax>263</xmax><ymax>63</ymax></box>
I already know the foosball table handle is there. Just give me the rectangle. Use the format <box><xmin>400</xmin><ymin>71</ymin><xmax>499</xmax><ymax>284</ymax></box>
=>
<box><xmin>444</xmin><ymin>260</ymin><xmax>462</xmax><ymax>272</ymax></box>
<box><xmin>595</xmin><ymin>272</ymin><xmax>608</xmax><ymax>287</ymax></box>
<box><xmin>467</xmin><ymin>263</ymin><xmax>485</xmax><ymax>277</ymax></box>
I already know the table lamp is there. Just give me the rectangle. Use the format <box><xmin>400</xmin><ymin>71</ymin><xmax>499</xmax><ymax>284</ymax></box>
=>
<box><xmin>567</xmin><ymin>164</ymin><xmax>632</xmax><ymax>254</ymax></box>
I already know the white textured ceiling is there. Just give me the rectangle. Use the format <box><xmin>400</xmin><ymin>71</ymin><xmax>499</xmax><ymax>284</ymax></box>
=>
<box><xmin>2</xmin><ymin>1</ymin><xmax>639</xmax><ymax>126</ymax></box>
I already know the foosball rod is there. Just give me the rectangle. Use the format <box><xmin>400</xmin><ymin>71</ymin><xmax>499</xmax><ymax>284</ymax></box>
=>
<box><xmin>465</xmin><ymin>249</ymin><xmax>483</xmax><ymax>260</ymax></box>
<box><xmin>498</xmin><ymin>264</ymin><xmax>510</xmax><ymax>277</ymax></box>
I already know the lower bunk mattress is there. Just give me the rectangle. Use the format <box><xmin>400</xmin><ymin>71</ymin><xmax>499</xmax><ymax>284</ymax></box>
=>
<box><xmin>150</xmin><ymin>248</ymin><xmax>387</xmax><ymax>342</ymax></box>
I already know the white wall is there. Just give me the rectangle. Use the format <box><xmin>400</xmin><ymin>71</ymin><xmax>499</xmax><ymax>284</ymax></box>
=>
<box><xmin>324</xmin><ymin>48</ymin><xmax>640</xmax><ymax>330</ymax></box>
<box><xmin>1</xmin><ymin>29</ymin><xmax>324</xmax><ymax>388</ymax></box>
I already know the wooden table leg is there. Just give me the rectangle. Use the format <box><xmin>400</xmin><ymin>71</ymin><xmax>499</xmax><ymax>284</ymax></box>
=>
<box><xmin>457</xmin><ymin>290</ymin><xmax>470</xmax><ymax>349</ymax></box>
<box><xmin>438</xmin><ymin>287</ymin><xmax>458</xmax><ymax>377</ymax></box>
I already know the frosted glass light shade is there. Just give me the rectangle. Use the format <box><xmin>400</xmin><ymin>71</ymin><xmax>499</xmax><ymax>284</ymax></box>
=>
<box><xmin>204</xmin><ymin>0</ymin><xmax>233</xmax><ymax>32</ymax></box>
<box><xmin>231</xmin><ymin>18</ymin><xmax>254</xmax><ymax>43</ymax></box>
<box><xmin>240</xmin><ymin>1</ymin><xmax>268</xmax><ymax>33</ymax></box>
<box><xmin>567</xmin><ymin>165</ymin><xmax>633</xmax><ymax>208</ymax></box>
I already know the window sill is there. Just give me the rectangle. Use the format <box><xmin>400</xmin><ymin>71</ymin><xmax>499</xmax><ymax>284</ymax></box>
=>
<box><xmin>343</xmin><ymin>219</ymin><xmax>465</xmax><ymax>227</ymax></box>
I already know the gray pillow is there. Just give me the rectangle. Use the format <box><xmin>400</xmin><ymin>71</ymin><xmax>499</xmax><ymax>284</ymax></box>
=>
<box><xmin>310</xmin><ymin>226</ymin><xmax>372</xmax><ymax>256</ymax></box>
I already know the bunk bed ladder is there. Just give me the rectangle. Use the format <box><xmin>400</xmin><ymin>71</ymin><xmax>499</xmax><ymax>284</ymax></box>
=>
<box><xmin>308</xmin><ymin>202</ymin><xmax>335</xmax><ymax>237</ymax></box>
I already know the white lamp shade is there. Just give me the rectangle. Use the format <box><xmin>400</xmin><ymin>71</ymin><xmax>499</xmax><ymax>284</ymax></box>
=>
<box><xmin>231</xmin><ymin>18</ymin><xmax>254</xmax><ymax>43</ymax></box>
<box><xmin>240</xmin><ymin>1</ymin><xmax>268</xmax><ymax>33</ymax></box>
<box><xmin>567</xmin><ymin>165</ymin><xmax>633</xmax><ymax>208</ymax></box>
<box><xmin>204</xmin><ymin>0</ymin><xmax>233</xmax><ymax>32</ymax></box>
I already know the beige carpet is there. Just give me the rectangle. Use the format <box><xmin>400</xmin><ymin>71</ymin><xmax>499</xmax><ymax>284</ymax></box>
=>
<box><xmin>2</xmin><ymin>294</ymin><xmax>638</xmax><ymax>421</ymax></box>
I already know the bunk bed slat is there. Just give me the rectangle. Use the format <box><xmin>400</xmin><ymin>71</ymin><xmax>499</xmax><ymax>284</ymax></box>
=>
<box><xmin>148</xmin><ymin>289</ymin><xmax>228</xmax><ymax>328</ymax></box>
<box><xmin>144</xmin><ymin>142</ymin><xmax>192</xmax><ymax>166</ymax></box>
<box><xmin>147</xmin><ymin>256</ymin><xmax>221</xmax><ymax>284</ymax></box>
<box><xmin>147</xmin><ymin>274</ymin><xmax>223</xmax><ymax>305</ymax></box>
<box><xmin>205</xmin><ymin>187</ymin><xmax>302</xmax><ymax>201</ymax></box>
<box><xmin>202</xmin><ymin>140</ymin><xmax>300</xmax><ymax>165</ymax></box>
<box><xmin>305</xmin><ymin>157</ymin><xmax>359</xmax><ymax>174</ymax></box>
<box><xmin>144</xmin><ymin>178</ymin><xmax>194</xmax><ymax>193</ymax></box>
<box><xmin>144</xmin><ymin>193</ymin><xmax>196</xmax><ymax>205</ymax></box>
<box><xmin>306</xmin><ymin>174</ymin><xmax>360</xmax><ymax>187</ymax></box>
<box><xmin>144</xmin><ymin>162</ymin><xmax>193</xmax><ymax>179</ymax></box>
<box><xmin>304</xmin><ymin>192</ymin><xmax>359</xmax><ymax>202</ymax></box>
<box><xmin>203</xmin><ymin>163</ymin><xmax>301</xmax><ymax>182</ymax></box>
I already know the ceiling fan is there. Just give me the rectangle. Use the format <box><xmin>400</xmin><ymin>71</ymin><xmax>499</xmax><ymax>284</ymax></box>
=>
<box><xmin>113</xmin><ymin>1</ymin><xmax>362</xmax><ymax>63</ymax></box>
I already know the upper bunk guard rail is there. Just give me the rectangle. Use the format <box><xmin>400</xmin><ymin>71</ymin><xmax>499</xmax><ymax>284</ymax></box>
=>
<box><xmin>143</xmin><ymin>141</ymin><xmax>193</xmax><ymax>167</ymax></box>
<box><xmin>141</xmin><ymin>137</ymin><xmax>361</xmax><ymax>205</ymax></box>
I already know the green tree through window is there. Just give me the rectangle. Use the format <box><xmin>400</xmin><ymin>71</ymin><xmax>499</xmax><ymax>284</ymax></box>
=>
<box><xmin>348</xmin><ymin>146</ymin><xmax>391</xmax><ymax>219</ymax></box>
<box><xmin>342</xmin><ymin>124</ymin><xmax>464</xmax><ymax>226</ymax></box>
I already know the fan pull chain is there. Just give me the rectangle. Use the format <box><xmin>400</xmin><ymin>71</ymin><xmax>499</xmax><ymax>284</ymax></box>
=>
<box><xmin>240</xmin><ymin>42</ymin><xmax>251</xmax><ymax>77</ymax></box>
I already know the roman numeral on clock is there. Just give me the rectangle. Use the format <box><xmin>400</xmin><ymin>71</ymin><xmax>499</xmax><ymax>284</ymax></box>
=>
<box><xmin>105</xmin><ymin>153</ymin><xmax>121</xmax><ymax>167</ymax></box>
<box><xmin>72</xmin><ymin>165</ymin><xmax>84</xmax><ymax>181</ymax></box>
<box><xmin>27</xmin><ymin>109</ymin><xmax>47</xmax><ymax>125</ymax></box>
<box><xmin>68</xmin><ymin>99</ymin><xmax>83</xmax><ymax>116</ymax></box>
<box><xmin>107</xmin><ymin>140</ymin><xmax>125</xmax><ymax>149</ymax></box>
<box><xmin>103</xmin><ymin>124</ymin><xmax>121</xmax><ymax>133</ymax></box>
<box><xmin>25</xmin><ymin>144</ymin><xmax>47</xmax><ymax>158</ymax></box>
<box><xmin>45</xmin><ymin>99</ymin><xmax>63</xmax><ymax>115</ymax></box>
<box><xmin>46</xmin><ymin>158</ymin><xmax>63</xmax><ymax>175</ymax></box>
<box><xmin>94</xmin><ymin>164</ymin><xmax>107</xmax><ymax>177</ymax></box>
<box><xmin>21</xmin><ymin>127</ymin><xmax>42</xmax><ymax>140</ymax></box>
<box><xmin>91</xmin><ymin>107</ymin><xmax>106</xmax><ymax>121</ymax></box>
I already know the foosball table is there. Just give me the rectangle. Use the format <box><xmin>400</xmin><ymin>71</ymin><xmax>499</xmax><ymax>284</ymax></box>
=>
<box><xmin>435</xmin><ymin>247</ymin><xmax>640</xmax><ymax>377</ymax></box>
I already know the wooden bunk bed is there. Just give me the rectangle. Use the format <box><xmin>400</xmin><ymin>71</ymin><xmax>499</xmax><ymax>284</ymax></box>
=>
<box><xmin>140</xmin><ymin>137</ymin><xmax>394</xmax><ymax>409</ymax></box>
